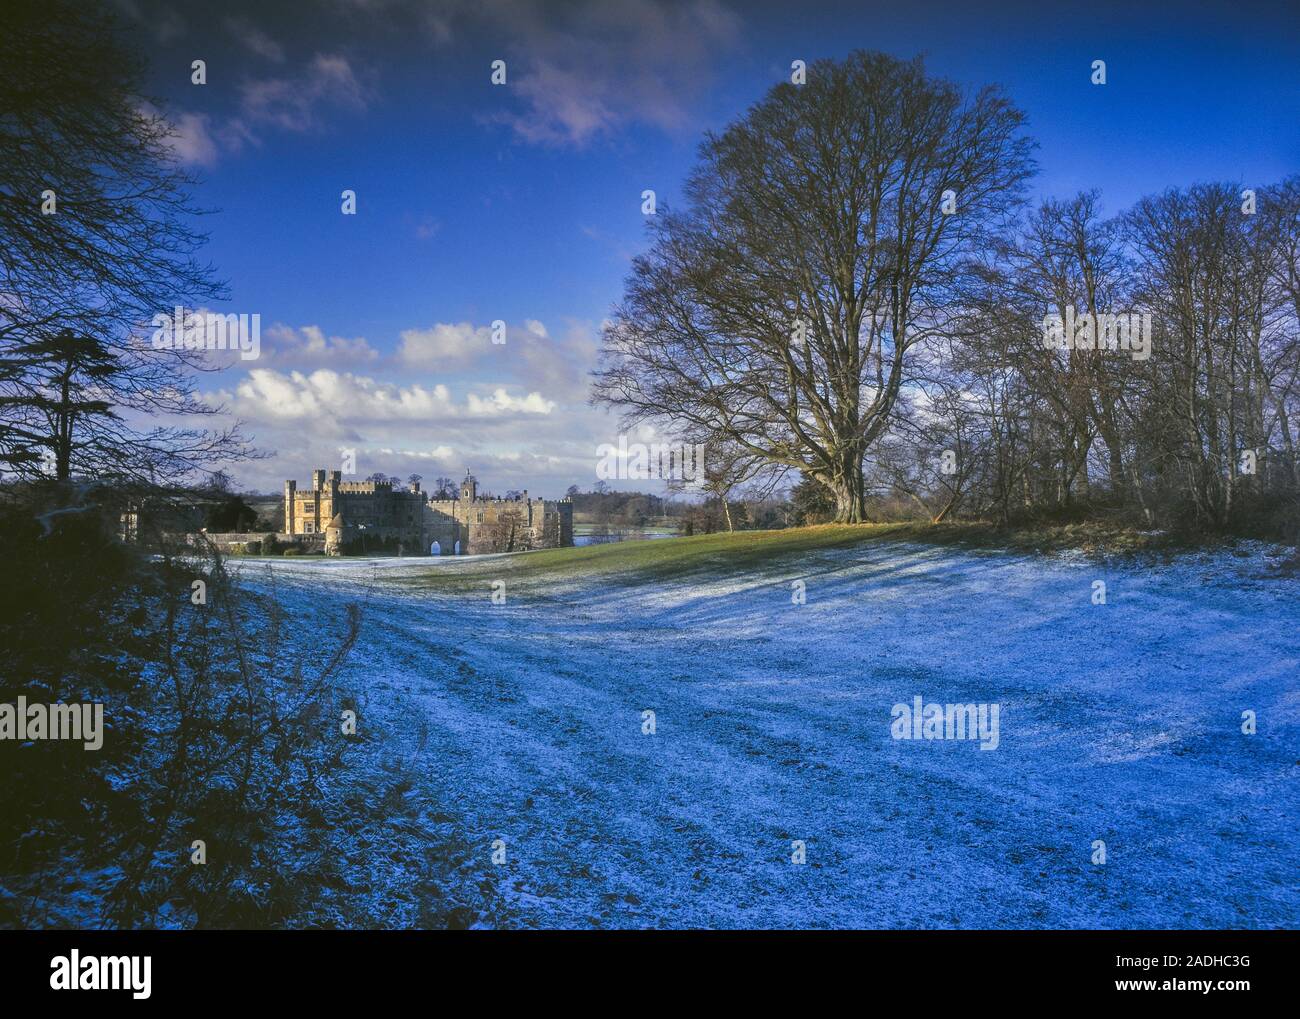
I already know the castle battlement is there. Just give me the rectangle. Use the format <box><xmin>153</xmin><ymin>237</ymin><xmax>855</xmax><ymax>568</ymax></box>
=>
<box><xmin>337</xmin><ymin>481</ymin><xmax>399</xmax><ymax>493</ymax></box>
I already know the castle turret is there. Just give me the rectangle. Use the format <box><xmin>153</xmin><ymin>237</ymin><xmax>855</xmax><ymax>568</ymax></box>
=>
<box><xmin>284</xmin><ymin>479</ymin><xmax>296</xmax><ymax>534</ymax></box>
<box><xmin>324</xmin><ymin>512</ymin><xmax>345</xmax><ymax>556</ymax></box>
<box><xmin>460</xmin><ymin>470</ymin><xmax>477</xmax><ymax>502</ymax></box>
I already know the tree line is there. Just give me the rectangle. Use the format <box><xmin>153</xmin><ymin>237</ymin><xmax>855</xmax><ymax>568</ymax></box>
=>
<box><xmin>594</xmin><ymin>51</ymin><xmax>1300</xmax><ymax>538</ymax></box>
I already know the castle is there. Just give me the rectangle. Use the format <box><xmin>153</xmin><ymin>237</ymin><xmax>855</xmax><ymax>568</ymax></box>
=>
<box><xmin>283</xmin><ymin>469</ymin><xmax>573</xmax><ymax>556</ymax></box>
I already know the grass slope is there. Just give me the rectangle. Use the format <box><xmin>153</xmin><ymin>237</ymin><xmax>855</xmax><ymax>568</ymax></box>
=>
<box><xmin>396</xmin><ymin>521</ymin><xmax>1193</xmax><ymax>600</ymax></box>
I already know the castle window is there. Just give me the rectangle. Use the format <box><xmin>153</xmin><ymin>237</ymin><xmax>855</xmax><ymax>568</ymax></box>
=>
<box><xmin>304</xmin><ymin>522</ymin><xmax>315</xmax><ymax>533</ymax></box>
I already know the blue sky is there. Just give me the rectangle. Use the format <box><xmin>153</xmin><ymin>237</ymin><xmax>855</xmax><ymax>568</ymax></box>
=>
<box><xmin>115</xmin><ymin>0</ymin><xmax>1300</xmax><ymax>494</ymax></box>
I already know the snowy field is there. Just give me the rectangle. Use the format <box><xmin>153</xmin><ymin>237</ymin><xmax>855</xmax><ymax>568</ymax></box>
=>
<box><xmin>234</xmin><ymin>539</ymin><xmax>1300</xmax><ymax>929</ymax></box>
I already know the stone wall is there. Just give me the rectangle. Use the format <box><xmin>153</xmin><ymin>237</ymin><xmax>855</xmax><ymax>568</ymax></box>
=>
<box><xmin>425</xmin><ymin>494</ymin><xmax>573</xmax><ymax>554</ymax></box>
<box><xmin>172</xmin><ymin>532</ymin><xmax>324</xmax><ymax>554</ymax></box>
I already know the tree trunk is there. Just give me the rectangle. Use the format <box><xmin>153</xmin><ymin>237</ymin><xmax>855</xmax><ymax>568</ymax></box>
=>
<box><xmin>1107</xmin><ymin>444</ymin><xmax>1125</xmax><ymax>500</ymax></box>
<box><xmin>826</xmin><ymin>458</ymin><xmax>868</xmax><ymax>523</ymax></box>
<box><xmin>56</xmin><ymin>360</ymin><xmax>73</xmax><ymax>481</ymax></box>
<box><xmin>932</xmin><ymin>487</ymin><xmax>961</xmax><ymax>524</ymax></box>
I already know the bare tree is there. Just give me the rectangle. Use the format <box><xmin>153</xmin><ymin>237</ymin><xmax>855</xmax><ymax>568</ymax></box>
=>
<box><xmin>481</xmin><ymin>508</ymin><xmax>529</xmax><ymax>553</ymax></box>
<box><xmin>1125</xmin><ymin>182</ymin><xmax>1293</xmax><ymax>527</ymax></box>
<box><xmin>594</xmin><ymin>52</ymin><xmax>1034</xmax><ymax>522</ymax></box>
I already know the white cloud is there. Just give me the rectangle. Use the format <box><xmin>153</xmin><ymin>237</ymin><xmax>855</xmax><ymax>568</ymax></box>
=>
<box><xmin>216</xmin><ymin>369</ymin><xmax>554</xmax><ymax>424</ymax></box>
<box><xmin>166</xmin><ymin>111</ymin><xmax>219</xmax><ymax>168</ymax></box>
<box><xmin>196</xmin><ymin>398</ymin><xmax>630</xmax><ymax>496</ymax></box>
<box><xmin>394</xmin><ymin>318</ymin><xmax>593</xmax><ymax>402</ymax></box>
<box><xmin>223</xmin><ymin>369</ymin><xmax>457</xmax><ymax>423</ymax></box>
<box><xmin>111</xmin><ymin>0</ymin><xmax>185</xmax><ymax>43</ymax></box>
<box><xmin>190</xmin><ymin>315</ymin><xmax>613</xmax><ymax>492</ymax></box>
<box><xmin>138</xmin><ymin>102</ymin><xmax>217</xmax><ymax>169</ymax></box>
<box><xmin>512</xmin><ymin>318</ymin><xmax>599</xmax><ymax>402</ymax></box>
<box><xmin>154</xmin><ymin>51</ymin><xmax>372</xmax><ymax>167</ymax></box>
<box><xmin>261</xmin><ymin>323</ymin><xmax>380</xmax><ymax>365</ymax></box>
<box><xmin>466</xmin><ymin>387</ymin><xmax>555</xmax><ymax>416</ymax></box>
<box><xmin>374</xmin><ymin>445</ymin><xmax>456</xmax><ymax>461</ymax></box>
<box><xmin>396</xmin><ymin>321</ymin><xmax>491</xmax><ymax>369</ymax></box>
<box><xmin>213</xmin><ymin>318</ymin><xmax>591</xmax><ymax>402</ymax></box>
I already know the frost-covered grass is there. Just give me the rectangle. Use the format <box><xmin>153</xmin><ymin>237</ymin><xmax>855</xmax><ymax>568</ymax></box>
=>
<box><xmin>239</xmin><ymin>529</ymin><xmax>1300</xmax><ymax>929</ymax></box>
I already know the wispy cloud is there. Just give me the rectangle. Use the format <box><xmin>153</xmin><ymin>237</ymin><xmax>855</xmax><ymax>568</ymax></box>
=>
<box><xmin>163</xmin><ymin>110</ymin><xmax>220</xmax><ymax>168</ymax></box>
<box><xmin>260</xmin><ymin>324</ymin><xmax>381</xmax><ymax>366</ymax></box>
<box><xmin>192</xmin><ymin>314</ymin><xmax>610</xmax><ymax>490</ymax></box>
<box><xmin>230</xmin><ymin>53</ymin><xmax>370</xmax><ymax>139</ymax></box>
<box><xmin>483</xmin><ymin>0</ymin><xmax>743</xmax><ymax>146</ymax></box>
<box><xmin>111</xmin><ymin>0</ymin><xmax>186</xmax><ymax>43</ymax></box>
<box><xmin>392</xmin><ymin>318</ymin><xmax>595</xmax><ymax>403</ymax></box>
<box><xmin>159</xmin><ymin>52</ymin><xmax>372</xmax><ymax>167</ymax></box>
<box><xmin>224</xmin><ymin>16</ymin><xmax>286</xmax><ymax>62</ymax></box>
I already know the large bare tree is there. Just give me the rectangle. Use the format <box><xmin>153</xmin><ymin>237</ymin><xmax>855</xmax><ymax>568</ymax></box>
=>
<box><xmin>593</xmin><ymin>52</ymin><xmax>1034</xmax><ymax>521</ymax></box>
